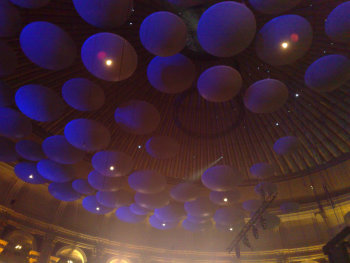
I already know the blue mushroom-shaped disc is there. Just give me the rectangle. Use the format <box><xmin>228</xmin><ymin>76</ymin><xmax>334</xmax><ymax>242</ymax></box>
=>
<box><xmin>42</xmin><ymin>135</ymin><xmax>85</xmax><ymax>164</ymax></box>
<box><xmin>64</xmin><ymin>119</ymin><xmax>111</xmax><ymax>152</ymax></box>
<box><xmin>15</xmin><ymin>162</ymin><xmax>47</xmax><ymax>184</ymax></box>
<box><xmin>73</xmin><ymin>0</ymin><xmax>133</xmax><ymax>29</ymax></box>
<box><xmin>72</xmin><ymin>179</ymin><xmax>95</xmax><ymax>195</ymax></box>
<box><xmin>62</xmin><ymin>78</ymin><xmax>105</xmax><ymax>112</ymax></box>
<box><xmin>16</xmin><ymin>140</ymin><xmax>45</xmax><ymax>161</ymax></box>
<box><xmin>15</xmin><ymin>84</ymin><xmax>65</xmax><ymax>122</ymax></box>
<box><xmin>116</xmin><ymin>206</ymin><xmax>146</xmax><ymax>223</ymax></box>
<box><xmin>82</xmin><ymin>195</ymin><xmax>114</xmax><ymax>214</ymax></box>
<box><xmin>49</xmin><ymin>182</ymin><xmax>81</xmax><ymax>202</ymax></box>
<box><xmin>81</xmin><ymin>32</ymin><xmax>137</xmax><ymax>82</ymax></box>
<box><xmin>197</xmin><ymin>1</ymin><xmax>256</xmax><ymax>57</ymax></box>
<box><xmin>0</xmin><ymin>107</ymin><xmax>32</xmax><ymax>139</ymax></box>
<box><xmin>37</xmin><ymin>159</ymin><xmax>76</xmax><ymax>183</ymax></box>
<box><xmin>0</xmin><ymin>136</ymin><xmax>19</xmax><ymax>162</ymax></box>
<box><xmin>10</xmin><ymin>0</ymin><xmax>50</xmax><ymax>9</ymax></box>
<box><xmin>0</xmin><ymin>0</ymin><xmax>22</xmax><ymax>37</ymax></box>
<box><xmin>20</xmin><ymin>22</ymin><xmax>76</xmax><ymax>70</ymax></box>
<box><xmin>140</xmin><ymin>11</ymin><xmax>187</xmax><ymax>57</ymax></box>
<box><xmin>0</xmin><ymin>40</ymin><xmax>17</xmax><ymax>77</ymax></box>
<box><xmin>325</xmin><ymin>2</ymin><xmax>350</xmax><ymax>44</ymax></box>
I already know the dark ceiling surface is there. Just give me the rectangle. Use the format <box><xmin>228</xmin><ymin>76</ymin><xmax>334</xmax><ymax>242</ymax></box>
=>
<box><xmin>2</xmin><ymin>0</ymin><xmax>350</xmax><ymax>186</ymax></box>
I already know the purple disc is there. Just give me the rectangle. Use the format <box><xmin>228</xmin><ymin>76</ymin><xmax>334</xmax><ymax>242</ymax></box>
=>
<box><xmin>48</xmin><ymin>182</ymin><xmax>81</xmax><ymax>202</ymax></box>
<box><xmin>92</xmin><ymin>150</ymin><xmax>133</xmax><ymax>177</ymax></box>
<box><xmin>83</xmin><ymin>195</ymin><xmax>114</xmax><ymax>214</ymax></box>
<box><xmin>135</xmin><ymin>191</ymin><xmax>170</xmax><ymax>210</ymax></box>
<box><xmin>37</xmin><ymin>159</ymin><xmax>76</xmax><ymax>183</ymax></box>
<box><xmin>0</xmin><ymin>107</ymin><xmax>32</xmax><ymax>139</ymax></box>
<box><xmin>116</xmin><ymin>206</ymin><xmax>146</xmax><ymax>223</ymax></box>
<box><xmin>88</xmin><ymin>170</ymin><xmax>123</xmax><ymax>191</ymax></box>
<box><xmin>128</xmin><ymin>170</ymin><xmax>166</xmax><ymax>194</ymax></box>
<box><xmin>16</xmin><ymin>140</ymin><xmax>45</xmax><ymax>161</ymax></box>
<box><xmin>42</xmin><ymin>135</ymin><xmax>85</xmax><ymax>164</ymax></box>
<box><xmin>72</xmin><ymin>179</ymin><xmax>95</xmax><ymax>195</ymax></box>
<box><xmin>184</xmin><ymin>196</ymin><xmax>216</xmax><ymax>217</ymax></box>
<box><xmin>14</xmin><ymin>162</ymin><xmax>47</xmax><ymax>184</ymax></box>
<box><xmin>0</xmin><ymin>136</ymin><xmax>19</xmax><ymax>162</ymax></box>
<box><xmin>154</xmin><ymin>202</ymin><xmax>186</xmax><ymax>222</ymax></box>
<box><xmin>130</xmin><ymin>203</ymin><xmax>152</xmax><ymax>215</ymax></box>
<box><xmin>149</xmin><ymin>215</ymin><xmax>178</xmax><ymax>230</ymax></box>
<box><xmin>96</xmin><ymin>190</ymin><xmax>134</xmax><ymax>208</ymax></box>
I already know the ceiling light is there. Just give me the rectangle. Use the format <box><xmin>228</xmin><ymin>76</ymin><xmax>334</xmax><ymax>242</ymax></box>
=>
<box><xmin>105</xmin><ymin>59</ymin><xmax>113</xmax><ymax>66</ymax></box>
<box><xmin>15</xmin><ymin>244</ymin><xmax>22</xmax><ymax>250</ymax></box>
<box><xmin>223</xmin><ymin>198</ymin><xmax>228</xmax><ymax>202</ymax></box>
<box><xmin>28</xmin><ymin>174</ymin><xmax>33</xmax><ymax>179</ymax></box>
<box><xmin>229</xmin><ymin>228</ymin><xmax>233</xmax><ymax>231</ymax></box>
<box><xmin>295</xmin><ymin>93</ymin><xmax>300</xmax><ymax>98</ymax></box>
<box><xmin>162</xmin><ymin>223</ymin><xmax>166</xmax><ymax>227</ymax></box>
<box><xmin>109</xmin><ymin>166</ymin><xmax>115</xmax><ymax>171</ymax></box>
<box><xmin>96</xmin><ymin>207</ymin><xmax>100</xmax><ymax>211</ymax></box>
<box><xmin>138</xmin><ymin>145</ymin><xmax>142</xmax><ymax>149</ymax></box>
<box><xmin>275</xmin><ymin>122</ymin><xmax>279</xmax><ymax>126</ymax></box>
<box><xmin>281</xmin><ymin>42</ymin><xmax>289</xmax><ymax>49</ymax></box>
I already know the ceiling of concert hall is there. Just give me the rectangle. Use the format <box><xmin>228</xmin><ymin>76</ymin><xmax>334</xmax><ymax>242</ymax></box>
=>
<box><xmin>0</xmin><ymin>0</ymin><xmax>349</xmax><ymax>234</ymax></box>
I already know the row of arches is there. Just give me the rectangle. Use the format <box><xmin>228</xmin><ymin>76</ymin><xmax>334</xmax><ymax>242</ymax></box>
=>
<box><xmin>0</xmin><ymin>230</ymin><xmax>131</xmax><ymax>263</ymax></box>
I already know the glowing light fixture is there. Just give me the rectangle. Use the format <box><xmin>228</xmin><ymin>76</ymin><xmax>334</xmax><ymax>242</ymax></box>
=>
<box><xmin>109</xmin><ymin>166</ymin><xmax>115</xmax><ymax>171</ymax></box>
<box><xmin>281</xmin><ymin>42</ymin><xmax>289</xmax><ymax>49</ymax></box>
<box><xmin>223</xmin><ymin>198</ymin><xmax>228</xmax><ymax>202</ymax></box>
<box><xmin>96</xmin><ymin>207</ymin><xmax>100</xmax><ymax>211</ymax></box>
<box><xmin>15</xmin><ymin>244</ymin><xmax>22</xmax><ymax>250</ymax></box>
<box><xmin>105</xmin><ymin>59</ymin><xmax>113</xmax><ymax>66</ymax></box>
<box><xmin>162</xmin><ymin>223</ymin><xmax>166</xmax><ymax>227</ymax></box>
<box><xmin>28</xmin><ymin>174</ymin><xmax>34</xmax><ymax>179</ymax></box>
<box><xmin>229</xmin><ymin>227</ymin><xmax>233</xmax><ymax>231</ymax></box>
<box><xmin>67</xmin><ymin>260</ymin><xmax>73</xmax><ymax>263</ymax></box>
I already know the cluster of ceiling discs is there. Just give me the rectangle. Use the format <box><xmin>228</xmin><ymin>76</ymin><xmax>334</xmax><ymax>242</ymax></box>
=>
<box><xmin>0</xmin><ymin>0</ymin><xmax>349</xmax><ymax>232</ymax></box>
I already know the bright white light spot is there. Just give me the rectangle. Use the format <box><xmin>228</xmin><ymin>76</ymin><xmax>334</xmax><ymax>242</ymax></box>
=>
<box><xmin>105</xmin><ymin>59</ymin><xmax>113</xmax><ymax>66</ymax></box>
<box><xmin>223</xmin><ymin>198</ymin><xmax>228</xmax><ymax>202</ymax></box>
<box><xmin>29</xmin><ymin>174</ymin><xmax>33</xmax><ymax>179</ymax></box>
<box><xmin>229</xmin><ymin>228</ymin><xmax>233</xmax><ymax>231</ymax></box>
<box><xmin>96</xmin><ymin>207</ymin><xmax>100</xmax><ymax>211</ymax></box>
<box><xmin>67</xmin><ymin>260</ymin><xmax>73</xmax><ymax>263</ymax></box>
<box><xmin>281</xmin><ymin>42</ymin><xmax>289</xmax><ymax>49</ymax></box>
<box><xmin>295</xmin><ymin>93</ymin><xmax>300</xmax><ymax>98</ymax></box>
<box><xmin>129</xmin><ymin>22</ymin><xmax>133</xmax><ymax>26</ymax></box>
<box><xmin>15</xmin><ymin>244</ymin><xmax>22</xmax><ymax>250</ymax></box>
<box><xmin>162</xmin><ymin>223</ymin><xmax>166</xmax><ymax>227</ymax></box>
<box><xmin>275</xmin><ymin>122</ymin><xmax>279</xmax><ymax>126</ymax></box>
<box><xmin>109</xmin><ymin>166</ymin><xmax>115</xmax><ymax>171</ymax></box>
<box><xmin>138</xmin><ymin>145</ymin><xmax>142</xmax><ymax>149</ymax></box>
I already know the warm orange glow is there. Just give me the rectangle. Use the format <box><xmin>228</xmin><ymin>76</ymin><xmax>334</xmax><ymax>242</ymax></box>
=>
<box><xmin>105</xmin><ymin>59</ymin><xmax>113</xmax><ymax>66</ymax></box>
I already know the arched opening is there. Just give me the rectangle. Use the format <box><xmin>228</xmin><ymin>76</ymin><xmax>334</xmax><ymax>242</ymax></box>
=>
<box><xmin>106</xmin><ymin>257</ymin><xmax>131</xmax><ymax>263</ymax></box>
<box><xmin>0</xmin><ymin>230</ymin><xmax>36</xmax><ymax>263</ymax></box>
<box><xmin>56</xmin><ymin>245</ymin><xmax>87</xmax><ymax>263</ymax></box>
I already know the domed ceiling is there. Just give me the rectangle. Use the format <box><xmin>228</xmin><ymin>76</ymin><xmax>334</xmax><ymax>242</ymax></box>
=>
<box><xmin>0</xmin><ymin>0</ymin><xmax>349</xmax><ymax>234</ymax></box>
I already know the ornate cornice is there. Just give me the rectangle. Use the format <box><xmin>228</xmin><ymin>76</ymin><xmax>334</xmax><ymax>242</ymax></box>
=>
<box><xmin>0</xmin><ymin>205</ymin><xmax>329</xmax><ymax>262</ymax></box>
